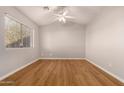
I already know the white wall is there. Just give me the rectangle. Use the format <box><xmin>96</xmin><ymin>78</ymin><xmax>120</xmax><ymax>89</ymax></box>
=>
<box><xmin>40</xmin><ymin>22</ymin><xmax>85</xmax><ymax>58</ymax></box>
<box><xmin>86</xmin><ymin>7</ymin><xmax>124</xmax><ymax>81</ymax></box>
<box><xmin>0</xmin><ymin>7</ymin><xmax>40</xmax><ymax>78</ymax></box>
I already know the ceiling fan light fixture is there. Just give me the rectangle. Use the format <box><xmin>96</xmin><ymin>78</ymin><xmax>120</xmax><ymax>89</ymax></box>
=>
<box><xmin>42</xmin><ymin>6</ymin><xmax>74</xmax><ymax>24</ymax></box>
<box><xmin>58</xmin><ymin>16</ymin><xmax>66</xmax><ymax>23</ymax></box>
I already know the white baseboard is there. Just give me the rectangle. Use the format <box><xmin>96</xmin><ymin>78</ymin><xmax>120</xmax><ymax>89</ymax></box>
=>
<box><xmin>84</xmin><ymin>58</ymin><xmax>124</xmax><ymax>83</ymax></box>
<box><xmin>0</xmin><ymin>58</ymin><xmax>40</xmax><ymax>81</ymax></box>
<box><xmin>40</xmin><ymin>58</ymin><xmax>85</xmax><ymax>60</ymax></box>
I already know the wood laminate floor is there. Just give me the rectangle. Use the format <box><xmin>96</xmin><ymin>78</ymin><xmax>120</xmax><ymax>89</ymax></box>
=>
<box><xmin>2</xmin><ymin>60</ymin><xmax>124</xmax><ymax>86</ymax></box>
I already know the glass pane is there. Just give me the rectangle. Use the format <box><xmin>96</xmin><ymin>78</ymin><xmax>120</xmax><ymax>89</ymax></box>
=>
<box><xmin>5</xmin><ymin>16</ymin><xmax>21</xmax><ymax>48</ymax></box>
<box><xmin>22</xmin><ymin>25</ymin><xmax>31</xmax><ymax>47</ymax></box>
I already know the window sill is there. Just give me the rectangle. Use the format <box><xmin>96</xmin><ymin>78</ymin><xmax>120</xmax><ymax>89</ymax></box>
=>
<box><xmin>5</xmin><ymin>47</ymin><xmax>34</xmax><ymax>50</ymax></box>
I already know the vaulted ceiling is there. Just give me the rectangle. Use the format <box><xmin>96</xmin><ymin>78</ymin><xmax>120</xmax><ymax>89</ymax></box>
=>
<box><xmin>16</xmin><ymin>6</ymin><xmax>102</xmax><ymax>26</ymax></box>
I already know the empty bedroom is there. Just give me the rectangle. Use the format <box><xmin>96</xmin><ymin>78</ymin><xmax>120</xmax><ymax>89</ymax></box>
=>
<box><xmin>0</xmin><ymin>6</ymin><xmax>124</xmax><ymax>86</ymax></box>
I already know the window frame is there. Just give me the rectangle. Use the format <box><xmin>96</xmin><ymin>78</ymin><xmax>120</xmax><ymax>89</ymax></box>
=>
<box><xmin>4</xmin><ymin>13</ymin><xmax>34</xmax><ymax>49</ymax></box>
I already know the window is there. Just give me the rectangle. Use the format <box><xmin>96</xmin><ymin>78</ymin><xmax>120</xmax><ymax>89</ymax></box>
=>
<box><xmin>5</xmin><ymin>15</ymin><xmax>33</xmax><ymax>48</ymax></box>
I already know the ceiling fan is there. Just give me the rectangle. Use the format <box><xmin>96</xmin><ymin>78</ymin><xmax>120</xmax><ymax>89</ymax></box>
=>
<box><xmin>42</xmin><ymin>6</ymin><xmax>75</xmax><ymax>23</ymax></box>
<box><xmin>53</xmin><ymin>10</ymin><xmax>75</xmax><ymax>23</ymax></box>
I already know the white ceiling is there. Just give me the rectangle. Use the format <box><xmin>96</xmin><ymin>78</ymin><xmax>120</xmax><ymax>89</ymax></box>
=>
<box><xmin>16</xmin><ymin>6</ymin><xmax>102</xmax><ymax>26</ymax></box>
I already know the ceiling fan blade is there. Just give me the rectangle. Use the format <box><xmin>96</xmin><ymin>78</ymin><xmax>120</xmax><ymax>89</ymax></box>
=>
<box><xmin>63</xmin><ymin>10</ymin><xmax>68</xmax><ymax>16</ymax></box>
<box><xmin>65</xmin><ymin>16</ymin><xmax>75</xmax><ymax>19</ymax></box>
<box><xmin>62</xmin><ymin>18</ymin><xmax>66</xmax><ymax>23</ymax></box>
